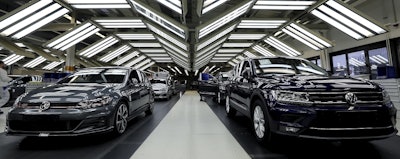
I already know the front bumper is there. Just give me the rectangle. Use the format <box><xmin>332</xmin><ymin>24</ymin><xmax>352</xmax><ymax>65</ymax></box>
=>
<box><xmin>268</xmin><ymin>103</ymin><xmax>397</xmax><ymax>140</ymax></box>
<box><xmin>154</xmin><ymin>91</ymin><xmax>169</xmax><ymax>99</ymax></box>
<box><xmin>6</xmin><ymin>106</ymin><xmax>115</xmax><ymax>136</ymax></box>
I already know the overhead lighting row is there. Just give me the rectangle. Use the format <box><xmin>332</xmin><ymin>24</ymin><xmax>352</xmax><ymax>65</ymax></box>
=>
<box><xmin>222</xmin><ymin>42</ymin><xmax>253</xmax><ymax>48</ymax></box>
<box><xmin>3</xmin><ymin>54</ymin><xmax>25</xmax><ymax>65</ymax></box>
<box><xmin>94</xmin><ymin>18</ymin><xmax>146</xmax><ymax>28</ymax></box>
<box><xmin>264</xmin><ymin>36</ymin><xmax>302</xmax><ymax>57</ymax></box>
<box><xmin>218</xmin><ymin>49</ymin><xmax>244</xmax><ymax>53</ymax></box>
<box><xmin>78</xmin><ymin>36</ymin><xmax>119</xmax><ymax>58</ymax></box>
<box><xmin>64</xmin><ymin>0</ymin><xmax>131</xmax><ymax>8</ymax></box>
<box><xmin>0</xmin><ymin>0</ymin><xmax>70</xmax><ymax>39</ymax></box>
<box><xmin>196</xmin><ymin>23</ymin><xmax>237</xmax><ymax>51</ymax></box>
<box><xmin>99</xmin><ymin>44</ymin><xmax>131</xmax><ymax>62</ymax></box>
<box><xmin>202</xmin><ymin>0</ymin><xmax>228</xmax><ymax>14</ymax></box>
<box><xmin>253</xmin><ymin>0</ymin><xmax>316</xmax><ymax>10</ymax></box>
<box><xmin>157</xmin><ymin>37</ymin><xmax>188</xmax><ymax>58</ymax></box>
<box><xmin>134</xmin><ymin>59</ymin><xmax>152</xmax><ymax>69</ymax></box>
<box><xmin>198</xmin><ymin>0</ymin><xmax>252</xmax><ymax>39</ymax></box>
<box><xmin>370</xmin><ymin>55</ymin><xmax>388</xmax><ymax>64</ymax></box>
<box><xmin>174</xmin><ymin>66</ymin><xmax>183</xmax><ymax>74</ymax></box>
<box><xmin>130</xmin><ymin>0</ymin><xmax>186</xmax><ymax>38</ymax></box>
<box><xmin>46</xmin><ymin>22</ymin><xmax>100</xmax><ymax>51</ymax></box>
<box><xmin>146</xmin><ymin>54</ymin><xmax>170</xmax><ymax>57</ymax></box>
<box><xmin>130</xmin><ymin>42</ymin><xmax>162</xmax><ymax>48</ymax></box>
<box><xmin>23</xmin><ymin>56</ymin><xmax>46</xmax><ymax>68</ymax></box>
<box><xmin>113</xmin><ymin>51</ymin><xmax>140</xmax><ymax>65</ymax></box>
<box><xmin>124</xmin><ymin>55</ymin><xmax>146</xmax><ymax>67</ymax></box>
<box><xmin>229</xmin><ymin>33</ymin><xmax>266</xmax><ymax>40</ymax></box>
<box><xmin>282</xmin><ymin>23</ymin><xmax>333</xmax><ymax>50</ymax></box>
<box><xmin>252</xmin><ymin>45</ymin><xmax>276</xmax><ymax>56</ymax></box>
<box><xmin>157</xmin><ymin>0</ymin><xmax>183</xmax><ymax>14</ymax></box>
<box><xmin>214</xmin><ymin>54</ymin><xmax>238</xmax><ymax>57</ymax></box>
<box><xmin>146</xmin><ymin>23</ymin><xmax>188</xmax><ymax>50</ymax></box>
<box><xmin>311</xmin><ymin>0</ymin><xmax>386</xmax><ymax>40</ymax></box>
<box><xmin>196</xmin><ymin>37</ymin><xmax>227</xmax><ymax>58</ymax></box>
<box><xmin>43</xmin><ymin>60</ymin><xmax>64</xmax><ymax>70</ymax></box>
<box><xmin>164</xmin><ymin>46</ymin><xmax>187</xmax><ymax>63</ymax></box>
<box><xmin>116</xmin><ymin>33</ymin><xmax>155</xmax><ymax>40</ymax></box>
<box><xmin>238</xmin><ymin>19</ymin><xmax>287</xmax><ymax>29</ymax></box>
<box><xmin>140</xmin><ymin>62</ymin><xmax>156</xmax><ymax>71</ymax></box>
<box><xmin>184</xmin><ymin>69</ymin><xmax>189</xmax><ymax>76</ymax></box>
<box><xmin>244</xmin><ymin>51</ymin><xmax>257</xmax><ymax>58</ymax></box>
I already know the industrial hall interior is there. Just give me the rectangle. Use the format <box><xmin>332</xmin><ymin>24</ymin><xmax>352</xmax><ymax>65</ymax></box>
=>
<box><xmin>0</xmin><ymin>0</ymin><xmax>400</xmax><ymax>159</ymax></box>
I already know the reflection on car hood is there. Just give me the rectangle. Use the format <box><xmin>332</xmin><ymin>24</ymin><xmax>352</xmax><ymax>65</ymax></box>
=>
<box><xmin>21</xmin><ymin>84</ymin><xmax>115</xmax><ymax>103</ymax></box>
<box><xmin>258</xmin><ymin>75</ymin><xmax>379</xmax><ymax>91</ymax></box>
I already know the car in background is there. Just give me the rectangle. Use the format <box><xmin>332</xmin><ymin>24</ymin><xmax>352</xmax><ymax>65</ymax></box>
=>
<box><xmin>6</xmin><ymin>67</ymin><xmax>154</xmax><ymax>136</ymax></box>
<box><xmin>0</xmin><ymin>75</ymin><xmax>43</xmax><ymax>107</ymax></box>
<box><xmin>215</xmin><ymin>71</ymin><xmax>232</xmax><ymax>105</ymax></box>
<box><xmin>151</xmin><ymin>72</ymin><xmax>173</xmax><ymax>100</ymax></box>
<box><xmin>226</xmin><ymin>56</ymin><xmax>397</xmax><ymax>145</ymax></box>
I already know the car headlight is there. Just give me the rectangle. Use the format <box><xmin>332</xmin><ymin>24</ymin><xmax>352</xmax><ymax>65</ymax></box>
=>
<box><xmin>382</xmin><ymin>89</ymin><xmax>391</xmax><ymax>104</ymax></box>
<box><xmin>13</xmin><ymin>93</ymin><xmax>28</xmax><ymax>108</ymax></box>
<box><xmin>160</xmin><ymin>88</ymin><xmax>167</xmax><ymax>92</ymax></box>
<box><xmin>270</xmin><ymin>90</ymin><xmax>312</xmax><ymax>106</ymax></box>
<box><xmin>76</xmin><ymin>95</ymin><xmax>112</xmax><ymax>109</ymax></box>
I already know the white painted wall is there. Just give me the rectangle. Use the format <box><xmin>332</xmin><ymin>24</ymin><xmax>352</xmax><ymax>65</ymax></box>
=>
<box><xmin>294</xmin><ymin>0</ymin><xmax>400</xmax><ymax>68</ymax></box>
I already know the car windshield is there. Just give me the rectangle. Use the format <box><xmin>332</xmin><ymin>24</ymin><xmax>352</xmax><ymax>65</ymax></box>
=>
<box><xmin>151</xmin><ymin>79</ymin><xmax>166</xmax><ymax>84</ymax></box>
<box><xmin>58</xmin><ymin>69</ymin><xmax>128</xmax><ymax>84</ymax></box>
<box><xmin>253</xmin><ymin>58</ymin><xmax>328</xmax><ymax>76</ymax></box>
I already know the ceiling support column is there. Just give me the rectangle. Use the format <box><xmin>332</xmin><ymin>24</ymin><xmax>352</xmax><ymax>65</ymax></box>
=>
<box><xmin>65</xmin><ymin>11</ymin><xmax>76</xmax><ymax>73</ymax></box>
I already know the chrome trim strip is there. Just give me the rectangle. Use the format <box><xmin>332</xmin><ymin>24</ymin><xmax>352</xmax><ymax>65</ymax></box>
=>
<box><xmin>309</xmin><ymin>126</ymin><xmax>393</xmax><ymax>131</ymax></box>
<box><xmin>230</xmin><ymin>98</ymin><xmax>247</xmax><ymax>111</ymax></box>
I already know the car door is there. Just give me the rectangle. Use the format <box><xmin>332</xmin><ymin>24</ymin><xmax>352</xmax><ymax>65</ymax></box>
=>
<box><xmin>139</xmin><ymin>71</ymin><xmax>152</xmax><ymax>107</ymax></box>
<box><xmin>127</xmin><ymin>70</ymin><xmax>142</xmax><ymax>113</ymax></box>
<box><xmin>230</xmin><ymin>61</ymin><xmax>246</xmax><ymax>111</ymax></box>
<box><xmin>236</xmin><ymin>61</ymin><xmax>253</xmax><ymax>113</ymax></box>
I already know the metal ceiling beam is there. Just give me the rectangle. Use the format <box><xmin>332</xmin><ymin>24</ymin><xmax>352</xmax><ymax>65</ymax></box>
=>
<box><xmin>38</xmin><ymin>23</ymin><xmax>75</xmax><ymax>31</ymax></box>
<box><xmin>0</xmin><ymin>37</ymin><xmax>35</xmax><ymax>58</ymax></box>
<box><xmin>24</xmin><ymin>43</ymin><xmax>59</xmax><ymax>62</ymax></box>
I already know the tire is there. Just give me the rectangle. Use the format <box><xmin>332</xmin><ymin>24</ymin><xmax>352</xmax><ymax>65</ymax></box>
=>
<box><xmin>145</xmin><ymin>102</ymin><xmax>154</xmax><ymax>116</ymax></box>
<box><xmin>251</xmin><ymin>100</ymin><xmax>275</xmax><ymax>145</ymax></box>
<box><xmin>225</xmin><ymin>95</ymin><xmax>236</xmax><ymax>117</ymax></box>
<box><xmin>113</xmin><ymin>102</ymin><xmax>129</xmax><ymax>135</ymax></box>
<box><xmin>217</xmin><ymin>92</ymin><xmax>221</xmax><ymax>105</ymax></box>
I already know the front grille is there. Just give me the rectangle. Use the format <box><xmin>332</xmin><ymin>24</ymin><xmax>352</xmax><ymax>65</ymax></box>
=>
<box><xmin>308</xmin><ymin>91</ymin><xmax>383</xmax><ymax>106</ymax></box>
<box><xmin>9</xmin><ymin>115</ymin><xmax>81</xmax><ymax>131</ymax></box>
<box><xmin>310</xmin><ymin>110</ymin><xmax>392</xmax><ymax>128</ymax></box>
<box><xmin>302</xmin><ymin>127</ymin><xmax>395</xmax><ymax>138</ymax></box>
<box><xmin>22</xmin><ymin>103</ymin><xmax>78</xmax><ymax>109</ymax></box>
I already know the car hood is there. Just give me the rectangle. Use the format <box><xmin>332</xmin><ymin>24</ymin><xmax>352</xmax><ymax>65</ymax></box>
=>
<box><xmin>20</xmin><ymin>84</ymin><xmax>116</xmax><ymax>103</ymax></box>
<box><xmin>257</xmin><ymin>75</ymin><xmax>380</xmax><ymax>91</ymax></box>
<box><xmin>152</xmin><ymin>83</ymin><xmax>167</xmax><ymax>90</ymax></box>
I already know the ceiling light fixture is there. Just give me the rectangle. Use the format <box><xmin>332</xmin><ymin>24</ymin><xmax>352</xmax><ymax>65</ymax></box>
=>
<box><xmin>130</xmin><ymin>0</ymin><xmax>187</xmax><ymax>38</ymax></box>
<box><xmin>253</xmin><ymin>0</ymin><xmax>316</xmax><ymax>10</ymax></box>
<box><xmin>43</xmin><ymin>60</ymin><xmax>64</xmax><ymax>70</ymax></box>
<box><xmin>146</xmin><ymin>23</ymin><xmax>188</xmax><ymax>50</ymax></box>
<box><xmin>139</xmin><ymin>49</ymin><xmax>166</xmax><ymax>53</ymax></box>
<box><xmin>202</xmin><ymin>0</ymin><xmax>227</xmax><ymax>14</ymax></box>
<box><xmin>157</xmin><ymin>0</ymin><xmax>183</xmax><ymax>14</ymax></box>
<box><xmin>45</xmin><ymin>22</ymin><xmax>100</xmax><ymax>51</ymax></box>
<box><xmin>140</xmin><ymin>62</ymin><xmax>156</xmax><ymax>71</ymax></box>
<box><xmin>252</xmin><ymin>45</ymin><xmax>276</xmax><ymax>56</ymax></box>
<box><xmin>157</xmin><ymin>37</ymin><xmax>188</xmax><ymax>58</ymax></box>
<box><xmin>78</xmin><ymin>36</ymin><xmax>119</xmax><ymax>58</ymax></box>
<box><xmin>264</xmin><ymin>36</ymin><xmax>302</xmax><ymax>56</ymax></box>
<box><xmin>23</xmin><ymin>56</ymin><xmax>46</xmax><ymax>68</ymax></box>
<box><xmin>99</xmin><ymin>45</ymin><xmax>131</xmax><ymax>62</ymax></box>
<box><xmin>218</xmin><ymin>49</ymin><xmax>244</xmax><ymax>53</ymax></box>
<box><xmin>238</xmin><ymin>19</ymin><xmax>287</xmax><ymax>29</ymax></box>
<box><xmin>194</xmin><ymin>70</ymin><xmax>199</xmax><ymax>76</ymax></box>
<box><xmin>64</xmin><ymin>0</ymin><xmax>131</xmax><ymax>8</ymax></box>
<box><xmin>124</xmin><ymin>55</ymin><xmax>146</xmax><ymax>67</ymax></box>
<box><xmin>130</xmin><ymin>42</ymin><xmax>162</xmax><ymax>48</ymax></box>
<box><xmin>116</xmin><ymin>33</ymin><xmax>155</xmax><ymax>40</ymax></box>
<box><xmin>184</xmin><ymin>69</ymin><xmax>189</xmax><ymax>76</ymax></box>
<box><xmin>282</xmin><ymin>23</ymin><xmax>333</xmax><ymax>50</ymax></box>
<box><xmin>3</xmin><ymin>54</ymin><xmax>25</xmax><ymax>65</ymax></box>
<box><xmin>134</xmin><ymin>59</ymin><xmax>152</xmax><ymax>69</ymax></box>
<box><xmin>0</xmin><ymin>0</ymin><xmax>70</xmax><ymax>39</ymax></box>
<box><xmin>197</xmin><ymin>0</ymin><xmax>252</xmax><ymax>39</ymax></box>
<box><xmin>244</xmin><ymin>51</ymin><xmax>257</xmax><ymax>58</ymax></box>
<box><xmin>174</xmin><ymin>66</ymin><xmax>183</xmax><ymax>74</ymax></box>
<box><xmin>196</xmin><ymin>23</ymin><xmax>237</xmax><ymax>51</ymax></box>
<box><xmin>222</xmin><ymin>42</ymin><xmax>253</xmax><ymax>48</ymax></box>
<box><xmin>113</xmin><ymin>51</ymin><xmax>140</xmax><ymax>65</ymax></box>
<box><xmin>229</xmin><ymin>33</ymin><xmax>266</xmax><ymax>40</ymax></box>
<box><xmin>196</xmin><ymin>37</ymin><xmax>227</xmax><ymax>58</ymax></box>
<box><xmin>228</xmin><ymin>61</ymin><xmax>236</xmax><ymax>66</ymax></box>
<box><xmin>94</xmin><ymin>18</ymin><xmax>146</xmax><ymax>28</ymax></box>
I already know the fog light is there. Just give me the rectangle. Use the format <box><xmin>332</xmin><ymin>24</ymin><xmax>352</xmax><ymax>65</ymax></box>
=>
<box><xmin>285</xmin><ymin>126</ymin><xmax>300</xmax><ymax>133</ymax></box>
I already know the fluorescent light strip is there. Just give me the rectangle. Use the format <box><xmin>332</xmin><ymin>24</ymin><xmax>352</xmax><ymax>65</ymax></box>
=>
<box><xmin>214</xmin><ymin>54</ymin><xmax>237</xmax><ymax>57</ymax></box>
<box><xmin>174</xmin><ymin>66</ymin><xmax>182</xmax><ymax>74</ymax></box>
<box><xmin>228</xmin><ymin>61</ymin><xmax>236</xmax><ymax>66</ymax></box>
<box><xmin>197</xmin><ymin>45</ymin><xmax>220</xmax><ymax>59</ymax></box>
<box><xmin>152</xmin><ymin>57</ymin><xmax>171</xmax><ymax>60</ymax></box>
<box><xmin>268</xmin><ymin>37</ymin><xmax>301</xmax><ymax>55</ymax></box>
<box><xmin>71</xmin><ymin>4</ymin><xmax>130</xmax><ymax>8</ymax></box>
<box><xmin>229</xmin><ymin>34</ymin><xmax>265</xmax><ymax>40</ymax></box>
<box><xmin>372</xmin><ymin>56</ymin><xmax>386</xmax><ymax>63</ymax></box>
<box><xmin>47</xmin><ymin>22</ymin><xmax>92</xmax><ymax>48</ymax></box>
<box><xmin>139</xmin><ymin>49</ymin><xmax>166</xmax><ymax>53</ymax></box>
<box><xmin>157</xmin><ymin>37</ymin><xmax>188</xmax><ymax>57</ymax></box>
<box><xmin>232</xmin><ymin>59</ymin><xmax>240</xmax><ymax>64</ymax></box>
<box><xmin>157</xmin><ymin>0</ymin><xmax>182</xmax><ymax>14</ymax></box>
<box><xmin>124</xmin><ymin>55</ymin><xmax>146</xmax><ymax>67</ymax></box>
<box><xmin>13</xmin><ymin>8</ymin><xmax>69</xmax><ymax>39</ymax></box>
<box><xmin>79</xmin><ymin>36</ymin><xmax>116</xmax><ymax>57</ymax></box>
<box><xmin>113</xmin><ymin>51</ymin><xmax>140</xmax><ymax>65</ymax></box>
<box><xmin>203</xmin><ymin>0</ymin><xmax>227</xmax><ymax>14</ymax></box>
<box><xmin>164</xmin><ymin>47</ymin><xmax>188</xmax><ymax>63</ymax></box>
<box><xmin>197</xmin><ymin>23</ymin><xmax>237</xmax><ymax>51</ymax></box>
<box><xmin>194</xmin><ymin>70</ymin><xmax>198</xmax><ymax>76</ymax></box>
<box><xmin>349</xmin><ymin>58</ymin><xmax>365</xmax><ymax>66</ymax></box>
<box><xmin>202</xmin><ymin>66</ymin><xmax>209</xmax><ymax>73</ymax></box>
<box><xmin>196</xmin><ymin>37</ymin><xmax>226</xmax><ymax>58</ymax></box>
<box><xmin>85</xmin><ymin>37</ymin><xmax>119</xmax><ymax>58</ymax></box>
<box><xmin>222</xmin><ymin>43</ymin><xmax>253</xmax><ymax>47</ymax></box>
<box><xmin>147</xmin><ymin>24</ymin><xmax>187</xmax><ymax>50</ymax></box>
<box><xmin>244</xmin><ymin>51</ymin><xmax>257</xmax><ymax>57</ymax></box>
<box><xmin>209</xmin><ymin>65</ymin><xmax>216</xmax><ymax>72</ymax></box>
<box><xmin>60</xmin><ymin>28</ymin><xmax>100</xmax><ymax>51</ymax></box>
<box><xmin>130</xmin><ymin>0</ymin><xmax>185</xmax><ymax>38</ymax></box>
<box><xmin>282</xmin><ymin>28</ymin><xmax>320</xmax><ymax>50</ymax></box>
<box><xmin>134</xmin><ymin>59</ymin><xmax>152</xmax><ymax>69</ymax></box>
<box><xmin>311</xmin><ymin>10</ymin><xmax>362</xmax><ymax>39</ymax></box>
<box><xmin>99</xmin><ymin>45</ymin><xmax>131</xmax><ymax>62</ymax></box>
<box><xmin>43</xmin><ymin>60</ymin><xmax>64</xmax><ymax>70</ymax></box>
<box><xmin>253</xmin><ymin>0</ymin><xmax>315</xmax><ymax>10</ymax></box>
<box><xmin>376</xmin><ymin>55</ymin><xmax>389</xmax><ymax>62</ymax></box>
<box><xmin>326</xmin><ymin>0</ymin><xmax>386</xmax><ymax>34</ymax></box>
<box><xmin>369</xmin><ymin>57</ymin><xmax>382</xmax><ymax>64</ymax></box>
<box><xmin>0</xmin><ymin>0</ymin><xmax>53</xmax><ymax>31</ymax></box>
<box><xmin>238</xmin><ymin>19</ymin><xmax>286</xmax><ymax>28</ymax></box>
<box><xmin>140</xmin><ymin>62</ymin><xmax>156</xmax><ymax>71</ymax></box>
<box><xmin>2</xmin><ymin>3</ymin><xmax>62</xmax><ymax>36</ymax></box>
<box><xmin>117</xmin><ymin>33</ymin><xmax>155</xmax><ymax>40</ymax></box>
<box><xmin>218</xmin><ymin>49</ymin><xmax>244</xmax><ymax>53</ymax></box>
<box><xmin>212</xmin><ymin>57</ymin><xmax>231</xmax><ymax>60</ymax></box>
<box><xmin>264</xmin><ymin>38</ymin><xmax>296</xmax><ymax>56</ymax></box>
<box><xmin>210</xmin><ymin>60</ymin><xmax>228</xmax><ymax>62</ymax></box>
<box><xmin>184</xmin><ymin>70</ymin><xmax>189</xmax><ymax>76</ymax></box>
<box><xmin>252</xmin><ymin>45</ymin><xmax>275</xmax><ymax>56</ymax></box>
<box><xmin>318</xmin><ymin>5</ymin><xmax>373</xmax><ymax>37</ymax></box>
<box><xmin>199</xmin><ymin>1</ymin><xmax>252</xmax><ymax>39</ymax></box>
<box><xmin>3</xmin><ymin>54</ymin><xmax>25</xmax><ymax>65</ymax></box>
<box><xmin>130</xmin><ymin>42</ymin><xmax>162</xmax><ymax>47</ymax></box>
<box><xmin>146</xmin><ymin>54</ymin><xmax>170</xmax><ymax>57</ymax></box>
<box><xmin>253</xmin><ymin>6</ymin><xmax>310</xmax><ymax>10</ymax></box>
<box><xmin>23</xmin><ymin>56</ymin><xmax>46</xmax><ymax>68</ymax></box>
<box><xmin>289</xmin><ymin>23</ymin><xmax>332</xmax><ymax>47</ymax></box>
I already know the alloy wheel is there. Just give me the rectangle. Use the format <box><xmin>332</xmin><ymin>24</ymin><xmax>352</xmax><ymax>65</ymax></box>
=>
<box><xmin>116</xmin><ymin>104</ymin><xmax>128</xmax><ymax>134</ymax></box>
<box><xmin>253</xmin><ymin>106</ymin><xmax>265</xmax><ymax>138</ymax></box>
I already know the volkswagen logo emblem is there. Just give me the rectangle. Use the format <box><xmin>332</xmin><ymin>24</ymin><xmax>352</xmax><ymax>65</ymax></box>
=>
<box><xmin>39</xmin><ymin>101</ymin><xmax>51</xmax><ymax>112</ymax></box>
<box><xmin>345</xmin><ymin>93</ymin><xmax>357</xmax><ymax>105</ymax></box>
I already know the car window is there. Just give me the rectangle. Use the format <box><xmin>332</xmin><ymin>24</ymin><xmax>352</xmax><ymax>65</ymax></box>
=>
<box><xmin>59</xmin><ymin>69</ymin><xmax>128</xmax><ymax>84</ymax></box>
<box><xmin>129</xmin><ymin>70</ymin><xmax>140</xmax><ymax>83</ymax></box>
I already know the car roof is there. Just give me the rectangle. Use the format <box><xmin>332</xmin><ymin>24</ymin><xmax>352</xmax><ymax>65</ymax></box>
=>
<box><xmin>78</xmin><ymin>66</ymin><xmax>134</xmax><ymax>70</ymax></box>
<box><xmin>248</xmin><ymin>56</ymin><xmax>305</xmax><ymax>61</ymax></box>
